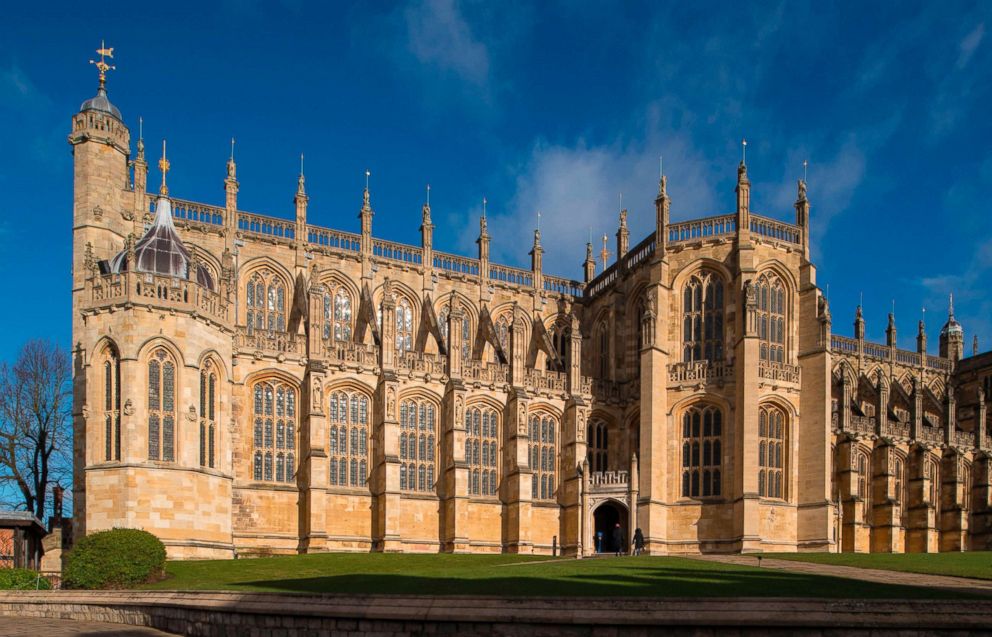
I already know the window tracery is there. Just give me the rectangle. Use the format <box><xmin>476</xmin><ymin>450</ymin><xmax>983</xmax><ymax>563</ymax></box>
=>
<box><xmin>466</xmin><ymin>405</ymin><xmax>498</xmax><ymax>496</ymax></box>
<box><xmin>399</xmin><ymin>398</ymin><xmax>436</xmax><ymax>492</ymax></box>
<box><xmin>395</xmin><ymin>298</ymin><xmax>413</xmax><ymax>354</ymax></box>
<box><xmin>246</xmin><ymin>270</ymin><xmax>286</xmax><ymax>334</ymax></box>
<box><xmin>682</xmin><ymin>273</ymin><xmax>724</xmax><ymax>363</ymax></box>
<box><xmin>102</xmin><ymin>349</ymin><xmax>121</xmax><ymax>462</ymax></box>
<box><xmin>597</xmin><ymin>323</ymin><xmax>609</xmax><ymax>377</ymax></box>
<box><xmin>757</xmin><ymin>273</ymin><xmax>785</xmax><ymax>363</ymax></box>
<box><xmin>329</xmin><ymin>390</ymin><xmax>369</xmax><ymax>487</ymax></box>
<box><xmin>681</xmin><ymin>405</ymin><xmax>722</xmax><ymax>498</ymax></box>
<box><xmin>529</xmin><ymin>414</ymin><xmax>557</xmax><ymax>500</ymax></box>
<box><xmin>438</xmin><ymin>306</ymin><xmax>471</xmax><ymax>361</ymax></box>
<box><xmin>251</xmin><ymin>380</ymin><xmax>296</xmax><ymax>483</ymax></box>
<box><xmin>758</xmin><ymin>406</ymin><xmax>785</xmax><ymax>498</ymax></box>
<box><xmin>147</xmin><ymin>349</ymin><xmax>176</xmax><ymax>462</ymax></box>
<box><xmin>587</xmin><ymin>420</ymin><xmax>608</xmax><ymax>472</ymax></box>
<box><xmin>199</xmin><ymin>362</ymin><xmax>217</xmax><ymax>469</ymax></box>
<box><xmin>323</xmin><ymin>287</ymin><xmax>352</xmax><ymax>342</ymax></box>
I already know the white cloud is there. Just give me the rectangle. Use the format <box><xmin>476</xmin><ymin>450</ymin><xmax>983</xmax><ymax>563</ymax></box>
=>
<box><xmin>404</xmin><ymin>0</ymin><xmax>490</xmax><ymax>87</ymax></box>
<box><xmin>957</xmin><ymin>22</ymin><xmax>985</xmax><ymax>69</ymax></box>
<box><xmin>467</xmin><ymin>126</ymin><xmax>721</xmax><ymax>279</ymax></box>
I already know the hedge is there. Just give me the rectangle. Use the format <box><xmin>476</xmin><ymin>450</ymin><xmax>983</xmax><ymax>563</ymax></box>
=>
<box><xmin>0</xmin><ymin>568</ymin><xmax>52</xmax><ymax>590</ymax></box>
<box><xmin>63</xmin><ymin>528</ymin><xmax>166</xmax><ymax>589</ymax></box>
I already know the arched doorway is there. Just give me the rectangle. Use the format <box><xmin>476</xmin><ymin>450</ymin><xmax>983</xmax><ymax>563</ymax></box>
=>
<box><xmin>592</xmin><ymin>500</ymin><xmax>629</xmax><ymax>554</ymax></box>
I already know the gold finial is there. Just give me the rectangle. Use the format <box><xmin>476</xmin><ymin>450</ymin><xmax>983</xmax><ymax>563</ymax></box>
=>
<box><xmin>89</xmin><ymin>40</ymin><xmax>116</xmax><ymax>89</ymax></box>
<box><xmin>741</xmin><ymin>138</ymin><xmax>747</xmax><ymax>164</ymax></box>
<box><xmin>599</xmin><ymin>234</ymin><xmax>612</xmax><ymax>271</ymax></box>
<box><xmin>158</xmin><ymin>139</ymin><xmax>170</xmax><ymax>195</ymax></box>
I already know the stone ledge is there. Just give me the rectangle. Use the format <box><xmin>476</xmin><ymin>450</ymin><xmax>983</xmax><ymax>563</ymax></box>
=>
<box><xmin>0</xmin><ymin>591</ymin><xmax>990</xmax><ymax>636</ymax></box>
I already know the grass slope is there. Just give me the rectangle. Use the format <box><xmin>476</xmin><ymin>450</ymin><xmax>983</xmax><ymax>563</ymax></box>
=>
<box><xmin>143</xmin><ymin>553</ymin><xmax>967</xmax><ymax>598</ymax></box>
<box><xmin>771</xmin><ymin>552</ymin><xmax>992</xmax><ymax>581</ymax></box>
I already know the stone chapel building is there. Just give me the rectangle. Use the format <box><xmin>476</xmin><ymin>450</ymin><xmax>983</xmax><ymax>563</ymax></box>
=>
<box><xmin>71</xmin><ymin>64</ymin><xmax>992</xmax><ymax>559</ymax></box>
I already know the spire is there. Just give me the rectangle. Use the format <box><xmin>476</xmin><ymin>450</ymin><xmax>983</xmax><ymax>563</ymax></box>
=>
<box><xmin>917</xmin><ymin>313</ymin><xmax>928</xmax><ymax>355</ymax></box>
<box><xmin>583</xmin><ymin>239</ymin><xmax>595</xmax><ymax>283</ymax></box>
<box><xmin>136</xmin><ymin>116</ymin><xmax>145</xmax><ymax>161</ymax></box>
<box><xmin>886</xmin><ymin>308</ymin><xmax>897</xmax><ymax>348</ymax></box>
<box><xmin>974</xmin><ymin>334</ymin><xmax>979</xmax><ymax>356</ymax></box>
<box><xmin>477</xmin><ymin>197</ymin><xmax>490</xmax><ymax>263</ymax></box>
<box><xmin>655</xmin><ymin>156</ymin><xmax>670</xmax><ymax>257</ymax></box>
<box><xmin>422</xmin><ymin>184</ymin><xmax>432</xmax><ymax>225</ymax></box>
<box><xmin>736</xmin><ymin>138</ymin><xmax>751</xmax><ymax>237</ymax></box>
<box><xmin>949</xmin><ymin>292</ymin><xmax>955</xmax><ymax>319</ymax></box>
<box><xmin>158</xmin><ymin>139</ymin><xmax>170</xmax><ymax>196</ymax></box>
<box><xmin>361</xmin><ymin>169</ymin><xmax>372</xmax><ymax>212</ymax></box>
<box><xmin>854</xmin><ymin>302</ymin><xmax>865</xmax><ymax>341</ymax></box>
<box><xmin>297</xmin><ymin>152</ymin><xmax>306</xmax><ymax>196</ymax></box>
<box><xmin>227</xmin><ymin>138</ymin><xmax>237</xmax><ymax>179</ymax></box>
<box><xmin>616</xmin><ymin>199</ymin><xmax>629</xmax><ymax>258</ymax></box>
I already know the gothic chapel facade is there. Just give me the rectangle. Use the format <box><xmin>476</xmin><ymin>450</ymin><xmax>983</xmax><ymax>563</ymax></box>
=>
<box><xmin>71</xmin><ymin>65</ymin><xmax>992</xmax><ymax>558</ymax></box>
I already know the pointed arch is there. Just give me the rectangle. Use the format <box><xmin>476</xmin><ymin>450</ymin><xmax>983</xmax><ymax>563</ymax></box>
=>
<box><xmin>95</xmin><ymin>338</ymin><xmax>122</xmax><ymax>462</ymax></box>
<box><xmin>146</xmin><ymin>345</ymin><xmax>179</xmax><ymax>462</ymax></box>
<box><xmin>248</xmin><ymin>374</ymin><xmax>299</xmax><ymax>483</ymax></box>
<box><xmin>241</xmin><ymin>257</ymin><xmax>293</xmax><ymax>334</ymax></box>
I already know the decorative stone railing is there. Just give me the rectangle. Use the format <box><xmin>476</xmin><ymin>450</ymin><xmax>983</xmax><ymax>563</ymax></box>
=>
<box><xmin>396</xmin><ymin>351</ymin><xmax>447</xmax><ymax>378</ymax></box>
<box><xmin>584</xmin><ymin>264</ymin><xmax>619</xmax><ymax>298</ymax></box>
<box><xmin>580</xmin><ymin>376</ymin><xmax>593</xmax><ymax>396</ymax></box>
<box><xmin>918</xmin><ymin>425</ymin><xmax>944</xmax><ymax>445</ymax></box>
<box><xmin>749</xmin><ymin>214</ymin><xmax>801</xmax><ymax>244</ymax></box>
<box><xmin>488</xmin><ymin>263</ymin><xmax>533</xmax><ymax>288</ymax></box>
<box><xmin>543</xmin><ymin>274</ymin><xmax>584</xmax><ymax>297</ymax></box>
<box><xmin>524</xmin><ymin>368</ymin><xmax>568</xmax><ymax>394</ymax></box>
<box><xmin>324</xmin><ymin>340</ymin><xmax>377</xmax><ymax>368</ymax></box>
<box><xmin>235</xmin><ymin>328</ymin><xmax>304</xmax><ymax>357</ymax></box>
<box><xmin>881</xmin><ymin>421</ymin><xmax>910</xmax><ymax>439</ymax></box>
<box><xmin>237</xmin><ymin>210</ymin><xmax>295</xmax><ymax>243</ymax></box>
<box><xmin>667</xmin><ymin>361</ymin><xmax>731</xmax><ymax>384</ymax></box>
<box><xmin>830</xmin><ymin>335</ymin><xmax>953</xmax><ymax>373</ymax></box>
<box><xmin>667</xmin><ymin>214</ymin><xmax>736</xmax><ymax>244</ymax></box>
<box><xmin>623</xmin><ymin>234</ymin><xmax>656</xmax><ymax>270</ymax></box>
<box><xmin>307</xmin><ymin>226</ymin><xmax>361</xmax><ymax>254</ymax></box>
<box><xmin>758</xmin><ymin>361</ymin><xmax>801</xmax><ymax>384</ymax></box>
<box><xmin>170</xmin><ymin>198</ymin><xmax>225</xmax><ymax>229</ymax></box>
<box><xmin>847</xmin><ymin>415</ymin><xmax>876</xmax><ymax>436</ymax></box>
<box><xmin>86</xmin><ymin>272</ymin><xmax>229</xmax><ymax>324</ymax></box>
<box><xmin>372</xmin><ymin>238</ymin><xmax>423</xmax><ymax>266</ymax></box>
<box><xmin>951</xmin><ymin>429</ymin><xmax>975</xmax><ymax>449</ymax></box>
<box><xmin>462</xmin><ymin>361</ymin><xmax>509</xmax><ymax>386</ymax></box>
<box><xmin>433</xmin><ymin>251</ymin><xmax>480</xmax><ymax>277</ymax></box>
<box><xmin>593</xmin><ymin>379</ymin><xmax>625</xmax><ymax>403</ymax></box>
<box><xmin>590</xmin><ymin>470</ymin><xmax>629</xmax><ymax>488</ymax></box>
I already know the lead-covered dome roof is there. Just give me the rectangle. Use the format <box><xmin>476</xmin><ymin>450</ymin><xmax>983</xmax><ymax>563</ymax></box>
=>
<box><xmin>80</xmin><ymin>86</ymin><xmax>122</xmax><ymax>121</ymax></box>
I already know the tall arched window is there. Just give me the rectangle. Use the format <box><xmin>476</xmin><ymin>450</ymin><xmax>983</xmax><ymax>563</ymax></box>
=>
<box><xmin>682</xmin><ymin>273</ymin><xmax>724</xmax><ymax>363</ymax></box>
<box><xmin>199</xmin><ymin>362</ymin><xmax>218</xmax><ymax>469</ymax></box>
<box><xmin>893</xmin><ymin>455</ymin><xmax>906</xmax><ymax>525</ymax></box>
<box><xmin>856</xmin><ymin>451</ymin><xmax>870</xmax><ymax>512</ymax></box>
<box><xmin>102</xmin><ymin>348</ymin><xmax>121</xmax><ymax>462</ymax></box>
<box><xmin>681</xmin><ymin>405</ymin><xmax>722</xmax><ymax>498</ymax></box>
<box><xmin>329</xmin><ymin>390</ymin><xmax>369</xmax><ymax>487</ymax></box>
<box><xmin>962</xmin><ymin>462</ymin><xmax>972</xmax><ymax>512</ymax></box>
<box><xmin>550</xmin><ymin>324</ymin><xmax>570</xmax><ymax>372</ymax></box>
<box><xmin>251</xmin><ymin>380</ymin><xmax>297</xmax><ymax>483</ymax></box>
<box><xmin>757</xmin><ymin>273</ymin><xmax>785</xmax><ymax>363</ymax></box>
<box><xmin>466</xmin><ymin>405</ymin><xmax>498</xmax><ymax>496</ymax></box>
<box><xmin>758</xmin><ymin>406</ymin><xmax>785</xmax><ymax>498</ymax></box>
<box><xmin>323</xmin><ymin>287</ymin><xmax>352</xmax><ymax>342</ymax></box>
<box><xmin>587</xmin><ymin>420</ymin><xmax>608</xmax><ymax>472</ymax></box>
<box><xmin>438</xmin><ymin>306</ymin><xmax>471</xmax><ymax>361</ymax></box>
<box><xmin>399</xmin><ymin>398</ymin><xmax>436</xmax><ymax>492</ymax></box>
<box><xmin>926</xmin><ymin>457</ymin><xmax>939</xmax><ymax>507</ymax></box>
<box><xmin>495</xmin><ymin>315</ymin><xmax>510</xmax><ymax>362</ymax></box>
<box><xmin>246</xmin><ymin>270</ymin><xmax>286</xmax><ymax>334</ymax></box>
<box><xmin>597</xmin><ymin>323</ymin><xmax>609</xmax><ymax>377</ymax></box>
<box><xmin>147</xmin><ymin>349</ymin><xmax>176</xmax><ymax>462</ymax></box>
<box><xmin>396</xmin><ymin>298</ymin><xmax>413</xmax><ymax>354</ymax></box>
<box><xmin>529</xmin><ymin>414</ymin><xmax>557</xmax><ymax>500</ymax></box>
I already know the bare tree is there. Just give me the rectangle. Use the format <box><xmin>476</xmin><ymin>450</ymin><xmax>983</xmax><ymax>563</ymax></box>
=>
<box><xmin>0</xmin><ymin>340</ymin><xmax>72</xmax><ymax>520</ymax></box>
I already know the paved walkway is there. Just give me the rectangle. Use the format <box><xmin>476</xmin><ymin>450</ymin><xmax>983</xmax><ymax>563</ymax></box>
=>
<box><xmin>688</xmin><ymin>554</ymin><xmax>992</xmax><ymax>597</ymax></box>
<box><xmin>0</xmin><ymin>617</ymin><xmax>178</xmax><ymax>636</ymax></box>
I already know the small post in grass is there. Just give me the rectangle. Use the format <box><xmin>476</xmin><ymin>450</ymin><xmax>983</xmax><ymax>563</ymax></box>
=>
<box><xmin>552</xmin><ymin>535</ymin><xmax>557</xmax><ymax>557</ymax></box>
<box><xmin>757</xmin><ymin>555</ymin><xmax>763</xmax><ymax>568</ymax></box>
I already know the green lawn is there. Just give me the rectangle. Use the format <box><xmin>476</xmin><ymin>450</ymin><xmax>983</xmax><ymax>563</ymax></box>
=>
<box><xmin>142</xmin><ymin>553</ymin><xmax>972</xmax><ymax>598</ymax></box>
<box><xmin>771</xmin><ymin>552</ymin><xmax>992</xmax><ymax>581</ymax></box>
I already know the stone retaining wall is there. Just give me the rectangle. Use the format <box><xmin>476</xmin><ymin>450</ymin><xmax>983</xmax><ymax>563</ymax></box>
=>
<box><xmin>1</xmin><ymin>591</ymin><xmax>990</xmax><ymax>636</ymax></box>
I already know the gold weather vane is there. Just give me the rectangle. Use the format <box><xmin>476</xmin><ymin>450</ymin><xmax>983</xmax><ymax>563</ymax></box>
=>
<box><xmin>89</xmin><ymin>40</ymin><xmax>116</xmax><ymax>88</ymax></box>
<box><xmin>158</xmin><ymin>139</ymin><xmax>170</xmax><ymax>195</ymax></box>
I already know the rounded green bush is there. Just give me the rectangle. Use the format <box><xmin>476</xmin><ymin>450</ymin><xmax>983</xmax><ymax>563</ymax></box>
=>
<box><xmin>64</xmin><ymin>528</ymin><xmax>166</xmax><ymax>589</ymax></box>
<box><xmin>0</xmin><ymin>568</ymin><xmax>51</xmax><ymax>590</ymax></box>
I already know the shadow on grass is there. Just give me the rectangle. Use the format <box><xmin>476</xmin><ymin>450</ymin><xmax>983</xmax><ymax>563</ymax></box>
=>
<box><xmin>232</xmin><ymin>565</ymin><xmax>967</xmax><ymax>599</ymax></box>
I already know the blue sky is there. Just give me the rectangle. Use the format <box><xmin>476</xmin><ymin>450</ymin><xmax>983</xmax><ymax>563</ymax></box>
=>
<box><xmin>1</xmin><ymin>0</ymin><xmax>990</xmax><ymax>362</ymax></box>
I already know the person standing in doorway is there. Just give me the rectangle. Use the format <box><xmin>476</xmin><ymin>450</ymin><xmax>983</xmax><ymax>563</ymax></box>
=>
<box><xmin>633</xmin><ymin>528</ymin><xmax>645</xmax><ymax>556</ymax></box>
<box><xmin>612</xmin><ymin>523</ymin><xmax>623</xmax><ymax>556</ymax></box>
